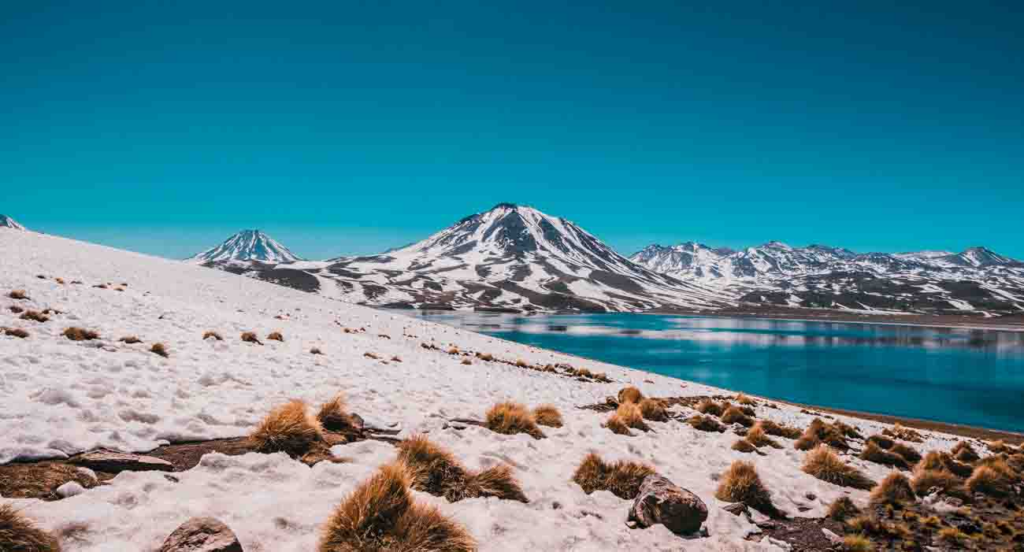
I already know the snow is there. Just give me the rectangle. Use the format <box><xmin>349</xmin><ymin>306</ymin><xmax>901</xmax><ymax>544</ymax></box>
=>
<box><xmin>0</xmin><ymin>229</ymin><xmax>979</xmax><ymax>551</ymax></box>
<box><xmin>0</xmin><ymin>214</ymin><xmax>26</xmax><ymax>231</ymax></box>
<box><xmin>188</xmin><ymin>229</ymin><xmax>302</xmax><ymax>264</ymax></box>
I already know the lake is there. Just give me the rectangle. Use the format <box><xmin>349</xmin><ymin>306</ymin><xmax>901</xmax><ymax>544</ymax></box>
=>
<box><xmin>401</xmin><ymin>312</ymin><xmax>1024</xmax><ymax>433</ymax></box>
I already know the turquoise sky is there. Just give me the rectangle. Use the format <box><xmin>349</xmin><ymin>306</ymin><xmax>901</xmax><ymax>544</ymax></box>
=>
<box><xmin>3</xmin><ymin>1</ymin><xmax>1022</xmax><ymax>260</ymax></box>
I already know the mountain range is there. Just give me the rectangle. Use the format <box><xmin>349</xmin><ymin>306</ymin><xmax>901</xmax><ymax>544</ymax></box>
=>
<box><xmin>189</xmin><ymin>204</ymin><xmax>1024</xmax><ymax>315</ymax></box>
<box><xmin>0</xmin><ymin>214</ymin><xmax>26</xmax><ymax>231</ymax></box>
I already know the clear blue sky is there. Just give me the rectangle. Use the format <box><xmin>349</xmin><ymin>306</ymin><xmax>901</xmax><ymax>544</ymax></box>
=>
<box><xmin>3</xmin><ymin>1</ymin><xmax>1022</xmax><ymax>260</ymax></box>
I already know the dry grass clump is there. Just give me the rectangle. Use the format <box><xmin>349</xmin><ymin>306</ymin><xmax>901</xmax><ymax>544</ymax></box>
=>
<box><xmin>966</xmin><ymin>461</ymin><xmax>1014</xmax><ymax>498</ymax></box>
<box><xmin>150</xmin><ymin>342</ymin><xmax>169</xmax><ymax>358</ymax></box>
<box><xmin>695</xmin><ymin>398</ymin><xmax>724</xmax><ymax>416</ymax></box>
<box><xmin>267</xmin><ymin>331</ymin><xmax>284</xmax><ymax>342</ymax></box>
<box><xmin>916</xmin><ymin>451</ymin><xmax>973</xmax><ymax>478</ymax></box>
<box><xmin>868</xmin><ymin>472</ymin><xmax>915</xmax><ymax>507</ymax></box>
<box><xmin>311</xmin><ymin>347</ymin><xmax>324</xmax><ymax>355</ymax></box>
<box><xmin>866</xmin><ymin>435</ymin><xmax>894</xmax><ymax>449</ymax></box>
<box><xmin>8</xmin><ymin>305</ymin><xmax>24</xmax><ymax>314</ymax></box>
<box><xmin>606</xmin><ymin>403</ymin><xmax>649</xmax><ymax>435</ymax></box>
<box><xmin>715</xmin><ymin>461</ymin><xmax>781</xmax><ymax>517</ymax></box>
<box><xmin>1</xmin><ymin>327</ymin><xmax>30</xmax><ymax>339</ymax></box>
<box><xmin>720</xmin><ymin>406</ymin><xmax>755</xmax><ymax>427</ymax></box>
<box><xmin>826</xmin><ymin>496</ymin><xmax>860</xmax><ymax>522</ymax></box>
<box><xmin>63</xmin><ymin>327</ymin><xmax>99</xmax><ymax>341</ymax></box>
<box><xmin>19</xmin><ymin>310</ymin><xmax>49</xmax><ymax>323</ymax></box>
<box><xmin>841</xmin><ymin>534</ymin><xmax>873</xmax><ymax>552</ymax></box>
<box><xmin>756</xmin><ymin>419</ymin><xmax>802</xmax><ymax>439</ymax></box>
<box><xmin>617</xmin><ymin>386</ymin><xmax>643</xmax><ymax>404</ymax></box>
<box><xmin>203</xmin><ymin>330</ymin><xmax>223</xmax><ymax>341</ymax></box>
<box><xmin>316</xmin><ymin>394</ymin><xmax>361</xmax><ymax>433</ymax></box>
<box><xmin>882</xmin><ymin>423</ymin><xmax>923</xmax><ymax>443</ymax></box>
<box><xmin>860</xmin><ymin>441</ymin><xmax>910</xmax><ymax>470</ymax></box>
<box><xmin>0</xmin><ymin>504</ymin><xmax>61</xmax><ymax>552</ymax></box>
<box><xmin>460</xmin><ymin>359</ymin><xmax>471</xmax><ymax>366</ymax></box>
<box><xmin>485</xmin><ymin>401</ymin><xmax>544</xmax><ymax>439</ymax></box>
<box><xmin>795</xmin><ymin>418</ymin><xmax>849</xmax><ymax>451</ymax></box>
<box><xmin>951</xmin><ymin>441</ymin><xmax>980</xmax><ymax>463</ymax></box>
<box><xmin>475</xmin><ymin>352</ymin><xmax>494</xmax><ymax>361</ymax></box>
<box><xmin>910</xmin><ymin>469</ymin><xmax>967</xmax><ymax>499</ymax></box>
<box><xmin>687</xmin><ymin>414</ymin><xmax>726</xmax><ymax>433</ymax></box>
<box><xmin>250</xmin><ymin>399</ymin><xmax>325</xmax><ymax>457</ymax></box>
<box><xmin>571</xmin><ymin>452</ymin><xmax>655</xmax><ymax>500</ymax></box>
<box><xmin>638</xmin><ymin>398</ymin><xmax>668</xmax><ymax>422</ymax></box>
<box><xmin>802</xmin><ymin>445</ymin><xmax>875</xmax><ymax>490</ymax></box>
<box><xmin>745</xmin><ymin>423</ymin><xmax>782</xmax><ymax>449</ymax></box>
<box><xmin>889</xmin><ymin>443</ymin><xmax>921</xmax><ymax>465</ymax></box>
<box><xmin>514</xmin><ymin>359</ymin><xmax>528</xmax><ymax>368</ymax></box>
<box><xmin>317</xmin><ymin>462</ymin><xmax>476</xmax><ymax>552</ymax></box>
<box><xmin>731</xmin><ymin>439</ymin><xmax>756</xmax><ymax>453</ymax></box>
<box><xmin>735</xmin><ymin>392</ymin><xmax>757</xmax><ymax>406</ymax></box>
<box><xmin>8</xmin><ymin>290</ymin><xmax>28</xmax><ymax>300</ymax></box>
<box><xmin>241</xmin><ymin>331</ymin><xmax>262</xmax><ymax>344</ymax></box>
<box><xmin>118</xmin><ymin>335</ymin><xmax>142</xmax><ymax>344</ymax></box>
<box><xmin>532</xmin><ymin>405</ymin><xmax>563</xmax><ymax>428</ymax></box>
<box><xmin>937</xmin><ymin>526</ymin><xmax>966</xmax><ymax>546</ymax></box>
<box><xmin>396</xmin><ymin>435</ymin><xmax>527</xmax><ymax>503</ymax></box>
<box><xmin>987</xmin><ymin>440</ymin><xmax>1012</xmax><ymax>454</ymax></box>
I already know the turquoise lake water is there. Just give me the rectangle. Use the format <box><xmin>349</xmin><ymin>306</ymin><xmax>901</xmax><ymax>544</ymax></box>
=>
<box><xmin>402</xmin><ymin>312</ymin><xmax>1024</xmax><ymax>433</ymax></box>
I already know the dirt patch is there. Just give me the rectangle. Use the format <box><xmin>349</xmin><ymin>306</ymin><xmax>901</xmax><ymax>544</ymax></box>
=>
<box><xmin>749</xmin><ymin>517</ymin><xmax>845</xmax><ymax>551</ymax></box>
<box><xmin>0</xmin><ymin>461</ymin><xmax>105</xmax><ymax>501</ymax></box>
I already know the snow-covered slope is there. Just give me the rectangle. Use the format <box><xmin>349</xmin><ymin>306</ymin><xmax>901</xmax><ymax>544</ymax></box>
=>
<box><xmin>188</xmin><ymin>229</ymin><xmax>301</xmax><ymax>264</ymax></box>
<box><xmin>0</xmin><ymin>214</ymin><xmax>26</xmax><ymax>231</ymax></box>
<box><xmin>631</xmin><ymin>242</ymin><xmax>1024</xmax><ymax>315</ymax></box>
<box><xmin>202</xmin><ymin>204</ymin><xmax>734</xmax><ymax>312</ymax></box>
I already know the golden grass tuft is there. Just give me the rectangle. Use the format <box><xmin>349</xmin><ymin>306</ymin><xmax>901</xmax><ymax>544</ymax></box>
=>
<box><xmin>802</xmin><ymin>445</ymin><xmax>875</xmax><ymax>490</ymax></box>
<box><xmin>866</xmin><ymin>434</ymin><xmax>895</xmax><ymax>450</ymax></box>
<box><xmin>8</xmin><ymin>305</ymin><xmax>24</xmax><ymax>314</ymax></box>
<box><xmin>311</xmin><ymin>347</ymin><xmax>324</xmax><ymax>355</ymax></box>
<box><xmin>757</xmin><ymin>419</ymin><xmax>802</xmax><ymax>439</ymax></box>
<box><xmin>617</xmin><ymin>386</ymin><xmax>643</xmax><ymax>404</ymax></box>
<box><xmin>317</xmin><ymin>462</ymin><xmax>477</xmax><ymax>552</ymax></box>
<box><xmin>571</xmin><ymin>452</ymin><xmax>655</xmax><ymax>500</ymax></box>
<box><xmin>241</xmin><ymin>331</ymin><xmax>262</xmax><ymax>345</ymax></box>
<box><xmin>8</xmin><ymin>290</ymin><xmax>28</xmax><ymax>300</ymax></box>
<box><xmin>715</xmin><ymin>461</ymin><xmax>780</xmax><ymax>517</ymax></box>
<box><xmin>951</xmin><ymin>441</ymin><xmax>980</xmax><ymax>463</ymax></box>
<box><xmin>911</xmin><ymin>469</ymin><xmax>967</xmax><ymax>499</ymax></box>
<box><xmin>250</xmin><ymin>399</ymin><xmax>325</xmax><ymax>457</ymax></box>
<box><xmin>532</xmin><ymin>404</ymin><xmax>563</xmax><ymax>428</ymax></box>
<box><xmin>203</xmin><ymin>330</ymin><xmax>223</xmax><ymax>341</ymax></box>
<box><xmin>460</xmin><ymin>359</ymin><xmax>471</xmax><ymax>366</ymax></box>
<box><xmin>397</xmin><ymin>435</ymin><xmax>527</xmax><ymax>503</ymax></box>
<box><xmin>746</xmin><ymin>423</ymin><xmax>782</xmax><ymax>449</ymax></box>
<box><xmin>869</xmin><ymin>472</ymin><xmax>915</xmax><ymax>507</ymax></box>
<box><xmin>695</xmin><ymin>398</ymin><xmax>724</xmax><ymax>416</ymax></box>
<box><xmin>63</xmin><ymin>327</ymin><xmax>99</xmax><ymax>341</ymax></box>
<box><xmin>720</xmin><ymin>406</ymin><xmax>755</xmax><ymax>427</ymax></box>
<box><xmin>826</xmin><ymin>496</ymin><xmax>860</xmax><ymax>522</ymax></box>
<box><xmin>966</xmin><ymin>463</ymin><xmax>1013</xmax><ymax>498</ymax></box>
<box><xmin>916</xmin><ymin>451</ymin><xmax>973</xmax><ymax>478</ymax></box>
<box><xmin>735</xmin><ymin>392</ymin><xmax>757</xmax><ymax>406</ymax></box>
<box><xmin>889</xmin><ymin>443</ymin><xmax>921</xmax><ymax>465</ymax></box>
<box><xmin>0</xmin><ymin>504</ymin><xmax>61</xmax><ymax>552</ymax></box>
<box><xmin>860</xmin><ymin>441</ymin><xmax>910</xmax><ymax>470</ymax></box>
<box><xmin>687</xmin><ymin>414</ymin><xmax>726</xmax><ymax>433</ymax></box>
<box><xmin>2</xmin><ymin>327</ymin><xmax>30</xmax><ymax>339</ymax></box>
<box><xmin>514</xmin><ymin>359</ymin><xmax>528</xmax><ymax>368</ymax></box>
<box><xmin>485</xmin><ymin>401</ymin><xmax>544</xmax><ymax>439</ymax></box>
<box><xmin>882</xmin><ymin>423</ymin><xmax>923</xmax><ymax>443</ymax></box>
<box><xmin>118</xmin><ymin>335</ymin><xmax>142</xmax><ymax>344</ymax></box>
<box><xmin>150</xmin><ymin>342</ymin><xmax>169</xmax><ymax>358</ymax></box>
<box><xmin>731</xmin><ymin>439</ymin><xmax>756</xmax><ymax>453</ymax></box>
<box><xmin>267</xmin><ymin>331</ymin><xmax>284</xmax><ymax>342</ymax></box>
<box><xmin>19</xmin><ymin>310</ymin><xmax>49</xmax><ymax>323</ymax></box>
<box><xmin>795</xmin><ymin>418</ymin><xmax>849</xmax><ymax>451</ymax></box>
<box><xmin>987</xmin><ymin>440</ymin><xmax>1011</xmax><ymax>454</ymax></box>
<box><xmin>316</xmin><ymin>394</ymin><xmax>361</xmax><ymax>433</ymax></box>
<box><xmin>475</xmin><ymin>352</ymin><xmax>494</xmax><ymax>361</ymax></box>
<box><xmin>937</xmin><ymin>526</ymin><xmax>966</xmax><ymax>546</ymax></box>
<box><xmin>614</xmin><ymin>402</ymin><xmax>649</xmax><ymax>432</ymax></box>
<box><xmin>841</xmin><ymin>534</ymin><xmax>873</xmax><ymax>552</ymax></box>
<box><xmin>605</xmin><ymin>415</ymin><xmax>631</xmax><ymax>436</ymax></box>
<box><xmin>637</xmin><ymin>398</ymin><xmax>668</xmax><ymax>422</ymax></box>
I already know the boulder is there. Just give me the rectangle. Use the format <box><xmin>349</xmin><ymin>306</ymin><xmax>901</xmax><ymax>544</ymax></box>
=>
<box><xmin>628</xmin><ymin>474</ymin><xmax>708</xmax><ymax>535</ymax></box>
<box><xmin>158</xmin><ymin>517</ymin><xmax>243</xmax><ymax>552</ymax></box>
<box><xmin>70</xmin><ymin>450</ymin><xmax>173</xmax><ymax>472</ymax></box>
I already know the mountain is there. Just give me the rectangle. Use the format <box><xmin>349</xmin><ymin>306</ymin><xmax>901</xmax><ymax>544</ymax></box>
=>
<box><xmin>188</xmin><ymin>229</ymin><xmax>302</xmax><ymax>265</ymax></box>
<box><xmin>196</xmin><ymin>204</ymin><xmax>732</xmax><ymax>312</ymax></box>
<box><xmin>630</xmin><ymin>241</ymin><xmax>1024</xmax><ymax>315</ymax></box>
<box><xmin>0</xmin><ymin>214</ymin><xmax>26</xmax><ymax>231</ymax></box>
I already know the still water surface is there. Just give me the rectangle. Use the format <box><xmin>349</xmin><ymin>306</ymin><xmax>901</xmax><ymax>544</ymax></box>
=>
<box><xmin>402</xmin><ymin>312</ymin><xmax>1024</xmax><ymax>432</ymax></box>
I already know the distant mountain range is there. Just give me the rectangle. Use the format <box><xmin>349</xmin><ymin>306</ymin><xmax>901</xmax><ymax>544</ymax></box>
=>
<box><xmin>187</xmin><ymin>204</ymin><xmax>1024</xmax><ymax>316</ymax></box>
<box><xmin>0</xmin><ymin>214</ymin><xmax>26</xmax><ymax>231</ymax></box>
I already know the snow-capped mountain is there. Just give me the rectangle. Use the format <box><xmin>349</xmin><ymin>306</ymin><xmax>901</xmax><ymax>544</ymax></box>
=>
<box><xmin>0</xmin><ymin>214</ymin><xmax>26</xmax><ymax>231</ymax></box>
<box><xmin>188</xmin><ymin>229</ymin><xmax>302</xmax><ymax>265</ymax></box>
<box><xmin>631</xmin><ymin>242</ymin><xmax>1024</xmax><ymax>315</ymax></box>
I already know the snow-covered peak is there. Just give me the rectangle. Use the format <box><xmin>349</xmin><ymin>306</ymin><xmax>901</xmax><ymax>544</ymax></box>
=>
<box><xmin>0</xmin><ymin>214</ymin><xmax>26</xmax><ymax>231</ymax></box>
<box><xmin>188</xmin><ymin>229</ymin><xmax>301</xmax><ymax>264</ymax></box>
<box><xmin>945</xmin><ymin>246</ymin><xmax>1019</xmax><ymax>268</ymax></box>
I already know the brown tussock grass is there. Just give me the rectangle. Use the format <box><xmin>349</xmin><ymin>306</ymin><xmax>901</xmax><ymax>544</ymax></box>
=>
<box><xmin>8</xmin><ymin>290</ymin><xmax>28</xmax><ymax>300</ymax></box>
<box><xmin>485</xmin><ymin>401</ymin><xmax>544</xmax><ymax>439</ymax></box>
<box><xmin>241</xmin><ymin>331</ymin><xmax>262</xmax><ymax>345</ymax></box>
<box><xmin>514</xmin><ymin>359</ymin><xmax>528</xmax><ymax>368</ymax></box>
<box><xmin>94</xmin><ymin>283</ymin><xmax>107</xmax><ymax>289</ymax></box>
<box><xmin>916</xmin><ymin>451</ymin><xmax>973</xmax><ymax>478</ymax></box>
<box><xmin>826</xmin><ymin>496</ymin><xmax>860</xmax><ymax>522</ymax></box>
<box><xmin>460</xmin><ymin>359</ymin><xmax>471</xmax><ymax>365</ymax></box>
<box><xmin>54</xmin><ymin>278</ymin><xmax>65</xmax><ymax>285</ymax></box>
<box><xmin>720</xmin><ymin>406</ymin><xmax>755</xmax><ymax>427</ymax></box>
<box><xmin>860</xmin><ymin>441</ymin><xmax>910</xmax><ymax>470</ymax></box>
<box><xmin>612</xmin><ymin>403</ymin><xmax>649</xmax><ymax>432</ymax></box>
<box><xmin>316</xmin><ymin>394</ymin><xmax>360</xmax><ymax>433</ymax></box>
<box><xmin>203</xmin><ymin>330</ymin><xmax>223</xmax><ymax>341</ymax></box>
<box><xmin>937</xmin><ymin>526</ymin><xmax>966</xmax><ymax>546</ymax></box>
<box><xmin>532</xmin><ymin>405</ymin><xmax>563</xmax><ymax>428</ymax></box>
<box><xmin>317</xmin><ymin>462</ymin><xmax>477</xmax><ymax>552</ymax></box>
<box><xmin>889</xmin><ymin>443</ymin><xmax>921</xmax><ymax>465</ymax></box>
<box><xmin>687</xmin><ymin>414</ymin><xmax>726</xmax><ymax>433</ymax></box>
<box><xmin>617</xmin><ymin>386</ymin><xmax>643</xmax><ymax>404</ymax></box>
<box><xmin>447</xmin><ymin>347</ymin><xmax>460</xmax><ymax>355</ymax></box>
<box><xmin>250</xmin><ymin>399</ymin><xmax>325</xmax><ymax>457</ymax></box>
<box><xmin>757</xmin><ymin>419</ymin><xmax>802</xmax><ymax>440</ymax></box>
<box><xmin>841</xmin><ymin>534</ymin><xmax>873</xmax><ymax>552</ymax></box>
<box><xmin>869</xmin><ymin>472</ymin><xmax>915</xmax><ymax>507</ymax></box>
<box><xmin>802</xmin><ymin>445</ymin><xmax>875</xmax><ymax>490</ymax></box>
<box><xmin>63</xmin><ymin>327</ymin><xmax>99</xmax><ymax>341</ymax></box>
<box><xmin>0</xmin><ymin>504</ymin><xmax>61</xmax><ymax>552</ymax></box>
<box><xmin>795</xmin><ymin>418</ymin><xmax>848</xmax><ymax>451</ymax></box>
<box><xmin>911</xmin><ymin>469</ymin><xmax>967</xmax><ymax>499</ymax></box>
<box><xmin>966</xmin><ymin>461</ymin><xmax>1014</xmax><ymax>498</ymax></box>
<box><xmin>605</xmin><ymin>415</ymin><xmax>631</xmax><ymax>436</ymax></box>
<box><xmin>866</xmin><ymin>435</ymin><xmax>895</xmax><ymax>450</ymax></box>
<box><xmin>390</xmin><ymin>356</ymin><xmax>402</xmax><ymax>363</ymax></box>
<box><xmin>19</xmin><ymin>310</ymin><xmax>49</xmax><ymax>323</ymax></box>
<box><xmin>397</xmin><ymin>435</ymin><xmax>527</xmax><ymax>503</ymax></box>
<box><xmin>695</xmin><ymin>399</ymin><xmax>724</xmax><ymax>417</ymax></box>
<box><xmin>2</xmin><ymin>327</ymin><xmax>30</xmax><ymax>339</ymax></box>
<box><xmin>882</xmin><ymin>423</ymin><xmax>923</xmax><ymax>443</ymax></box>
<box><xmin>118</xmin><ymin>336</ymin><xmax>142</xmax><ymax>344</ymax></box>
<box><xmin>951</xmin><ymin>441</ymin><xmax>980</xmax><ymax>463</ymax></box>
<box><xmin>988</xmin><ymin>440</ymin><xmax>1011</xmax><ymax>454</ymax></box>
<box><xmin>475</xmin><ymin>352</ymin><xmax>494</xmax><ymax>361</ymax></box>
<box><xmin>8</xmin><ymin>305</ymin><xmax>24</xmax><ymax>314</ymax></box>
<box><xmin>735</xmin><ymin>392</ymin><xmax>757</xmax><ymax>406</ymax></box>
<box><xmin>731</xmin><ymin>439</ymin><xmax>756</xmax><ymax>453</ymax></box>
<box><xmin>267</xmin><ymin>331</ymin><xmax>284</xmax><ymax>342</ymax></box>
<box><xmin>715</xmin><ymin>461</ymin><xmax>781</xmax><ymax>518</ymax></box>
<box><xmin>150</xmin><ymin>343</ymin><xmax>169</xmax><ymax>358</ymax></box>
<box><xmin>638</xmin><ymin>398</ymin><xmax>668</xmax><ymax>422</ymax></box>
<box><xmin>746</xmin><ymin>423</ymin><xmax>782</xmax><ymax>449</ymax></box>
<box><xmin>311</xmin><ymin>347</ymin><xmax>324</xmax><ymax>355</ymax></box>
<box><xmin>571</xmin><ymin>452</ymin><xmax>655</xmax><ymax>500</ymax></box>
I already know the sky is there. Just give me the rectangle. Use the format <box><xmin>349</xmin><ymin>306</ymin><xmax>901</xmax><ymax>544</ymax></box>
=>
<box><xmin>2</xmin><ymin>1</ymin><xmax>1022</xmax><ymax>260</ymax></box>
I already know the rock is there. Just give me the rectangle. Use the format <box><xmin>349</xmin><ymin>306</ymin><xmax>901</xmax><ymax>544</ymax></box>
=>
<box><xmin>55</xmin><ymin>481</ymin><xmax>86</xmax><ymax>498</ymax></box>
<box><xmin>821</xmin><ymin>528</ymin><xmax>842</xmax><ymax>544</ymax></box>
<box><xmin>722</xmin><ymin>502</ymin><xmax>750</xmax><ymax>517</ymax></box>
<box><xmin>628</xmin><ymin>474</ymin><xmax>708</xmax><ymax>535</ymax></box>
<box><xmin>159</xmin><ymin>517</ymin><xmax>243</xmax><ymax>552</ymax></box>
<box><xmin>70</xmin><ymin>450</ymin><xmax>174</xmax><ymax>472</ymax></box>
